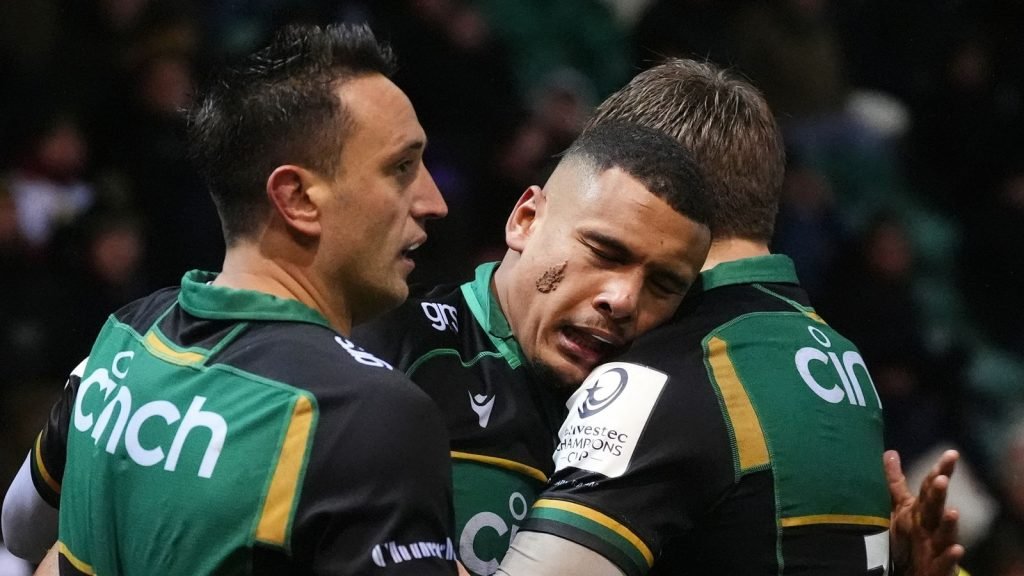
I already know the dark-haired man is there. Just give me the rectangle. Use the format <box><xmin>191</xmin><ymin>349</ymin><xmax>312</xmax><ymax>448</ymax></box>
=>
<box><xmin>354</xmin><ymin>121</ymin><xmax>712</xmax><ymax>575</ymax></box>
<box><xmin>2</xmin><ymin>24</ymin><xmax>455</xmax><ymax>575</ymax></box>
<box><xmin>498</xmin><ymin>59</ymin><xmax>963</xmax><ymax>576</ymax></box>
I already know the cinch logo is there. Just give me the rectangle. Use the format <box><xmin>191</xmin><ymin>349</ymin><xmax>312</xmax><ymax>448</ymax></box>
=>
<box><xmin>459</xmin><ymin>492</ymin><xmax>530</xmax><ymax>575</ymax></box>
<box><xmin>794</xmin><ymin>326</ymin><xmax>881</xmax><ymax>408</ymax></box>
<box><xmin>577</xmin><ymin>367</ymin><xmax>628</xmax><ymax>418</ymax></box>
<box><xmin>73</xmin><ymin>351</ymin><xmax>227</xmax><ymax>479</ymax></box>
<box><xmin>421</xmin><ymin>302</ymin><xmax>458</xmax><ymax>332</ymax></box>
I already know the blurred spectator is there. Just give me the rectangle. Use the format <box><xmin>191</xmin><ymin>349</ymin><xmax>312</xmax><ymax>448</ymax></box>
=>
<box><xmin>817</xmin><ymin>214</ymin><xmax>960</xmax><ymax>463</ymax></box>
<box><xmin>473</xmin><ymin>0</ymin><xmax>630</xmax><ymax>98</ymax></box>
<box><xmin>965</xmin><ymin>420</ymin><xmax>1024</xmax><ymax>575</ymax></box>
<box><xmin>772</xmin><ymin>162</ymin><xmax>844</xmax><ymax>301</ymax></box>
<box><xmin>373</xmin><ymin>0</ymin><xmax>524</xmax><ymax>285</ymax></box>
<box><xmin>630</xmin><ymin>0</ymin><xmax>741</xmax><ymax>69</ymax></box>
<box><xmin>7</xmin><ymin>113</ymin><xmax>95</xmax><ymax>250</ymax></box>
<box><xmin>962</xmin><ymin>166</ymin><xmax>1024</xmax><ymax>353</ymax></box>
<box><xmin>109</xmin><ymin>48</ymin><xmax>223</xmax><ymax>287</ymax></box>
<box><xmin>51</xmin><ymin>210</ymin><xmax>151</xmax><ymax>369</ymax></box>
<box><xmin>0</xmin><ymin>181</ymin><xmax>65</xmax><ymax>386</ymax></box>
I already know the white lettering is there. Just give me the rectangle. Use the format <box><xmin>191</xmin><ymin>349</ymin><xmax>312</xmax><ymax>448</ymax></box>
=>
<box><xmin>92</xmin><ymin>385</ymin><xmax>132</xmax><ymax>453</ymax></box>
<box><xmin>165</xmin><ymin>396</ymin><xmax>227</xmax><ymax>478</ymax></box>
<box><xmin>796</xmin><ymin>347</ymin><xmax>845</xmax><ymax>403</ymax></box>
<box><xmin>335</xmin><ymin>336</ymin><xmax>393</xmax><ymax>370</ymax></box>
<box><xmin>460</xmin><ymin>512</ymin><xmax>507</xmax><ymax>575</ymax></box>
<box><xmin>125</xmin><ymin>400</ymin><xmax>181</xmax><ymax>467</ymax></box>
<box><xmin>111</xmin><ymin>351</ymin><xmax>134</xmax><ymax>379</ymax></box>
<box><xmin>421</xmin><ymin>302</ymin><xmax>458</xmax><ymax>332</ymax></box>
<box><xmin>843</xmin><ymin>351</ymin><xmax>881</xmax><ymax>409</ymax></box>
<box><xmin>74</xmin><ymin>353</ymin><xmax>230</xmax><ymax>479</ymax></box>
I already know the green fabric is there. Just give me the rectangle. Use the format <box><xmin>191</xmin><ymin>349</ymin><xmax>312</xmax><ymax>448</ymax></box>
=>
<box><xmin>452</xmin><ymin>460</ymin><xmax>545</xmax><ymax>576</ymax></box>
<box><xmin>460</xmin><ymin>263</ymin><xmax>525</xmax><ymax>369</ymax></box>
<box><xmin>706</xmin><ymin>311</ymin><xmax>890</xmax><ymax>520</ymax></box>
<box><xmin>179</xmin><ymin>270</ymin><xmax>332</xmax><ymax>328</ymax></box>
<box><xmin>59</xmin><ymin>317</ymin><xmax>315</xmax><ymax>575</ymax></box>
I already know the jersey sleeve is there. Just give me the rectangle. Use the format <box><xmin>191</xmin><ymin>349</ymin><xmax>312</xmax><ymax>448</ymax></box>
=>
<box><xmin>519</xmin><ymin>360</ymin><xmax>733</xmax><ymax>576</ymax></box>
<box><xmin>30</xmin><ymin>358</ymin><xmax>89</xmax><ymax>507</ymax></box>
<box><xmin>288</xmin><ymin>368</ymin><xmax>457</xmax><ymax>575</ymax></box>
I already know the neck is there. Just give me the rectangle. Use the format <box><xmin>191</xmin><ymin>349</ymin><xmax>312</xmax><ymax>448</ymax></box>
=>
<box><xmin>701</xmin><ymin>237</ymin><xmax>771</xmax><ymax>272</ymax></box>
<box><xmin>214</xmin><ymin>240</ymin><xmax>353</xmax><ymax>335</ymax></box>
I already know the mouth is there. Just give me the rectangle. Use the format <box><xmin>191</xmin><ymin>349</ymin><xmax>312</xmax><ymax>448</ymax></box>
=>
<box><xmin>557</xmin><ymin>326</ymin><xmax>625</xmax><ymax>370</ymax></box>
<box><xmin>401</xmin><ymin>238</ymin><xmax>425</xmax><ymax>265</ymax></box>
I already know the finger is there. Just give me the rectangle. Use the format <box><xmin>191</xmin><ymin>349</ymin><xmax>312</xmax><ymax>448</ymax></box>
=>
<box><xmin>919</xmin><ymin>473</ymin><xmax>950</xmax><ymax>531</ymax></box>
<box><xmin>930</xmin><ymin>544</ymin><xmax>965</xmax><ymax>576</ymax></box>
<box><xmin>884</xmin><ymin>450</ymin><xmax>913</xmax><ymax>506</ymax></box>
<box><xmin>931</xmin><ymin>507</ymin><xmax>960</xmax><ymax>552</ymax></box>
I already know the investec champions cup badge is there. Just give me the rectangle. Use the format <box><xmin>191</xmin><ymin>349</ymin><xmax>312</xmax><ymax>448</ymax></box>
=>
<box><xmin>577</xmin><ymin>368</ymin><xmax>629</xmax><ymax>418</ymax></box>
<box><xmin>555</xmin><ymin>363</ymin><xmax>668</xmax><ymax>478</ymax></box>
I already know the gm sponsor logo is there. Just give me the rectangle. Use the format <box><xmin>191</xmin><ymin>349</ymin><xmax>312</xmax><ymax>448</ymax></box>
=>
<box><xmin>795</xmin><ymin>326</ymin><xmax>881</xmax><ymax>408</ymax></box>
<box><xmin>422</xmin><ymin>301</ymin><xmax>458</xmax><ymax>332</ymax></box>
<box><xmin>73</xmin><ymin>351</ymin><xmax>226</xmax><ymax>479</ymax></box>
<box><xmin>554</xmin><ymin>362</ymin><xmax>667</xmax><ymax>478</ymax></box>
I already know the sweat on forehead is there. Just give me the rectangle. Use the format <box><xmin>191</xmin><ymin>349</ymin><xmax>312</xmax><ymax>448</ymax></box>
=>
<box><xmin>557</xmin><ymin>121</ymin><xmax>711</xmax><ymax>227</ymax></box>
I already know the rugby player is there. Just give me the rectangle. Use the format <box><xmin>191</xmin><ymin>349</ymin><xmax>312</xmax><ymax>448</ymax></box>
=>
<box><xmin>497</xmin><ymin>59</ymin><xmax>965</xmax><ymax>576</ymax></box>
<box><xmin>354</xmin><ymin>121</ymin><xmax>713</xmax><ymax>575</ymax></box>
<box><xmin>2</xmin><ymin>23</ymin><xmax>457</xmax><ymax>575</ymax></box>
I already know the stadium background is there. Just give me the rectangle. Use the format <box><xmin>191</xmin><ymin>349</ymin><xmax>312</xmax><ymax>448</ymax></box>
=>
<box><xmin>0</xmin><ymin>0</ymin><xmax>1022</xmax><ymax>571</ymax></box>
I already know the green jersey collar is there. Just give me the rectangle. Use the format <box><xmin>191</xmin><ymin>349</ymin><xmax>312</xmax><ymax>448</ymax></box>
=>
<box><xmin>460</xmin><ymin>262</ymin><xmax>526</xmax><ymax>368</ymax></box>
<box><xmin>178</xmin><ymin>270</ymin><xmax>334</xmax><ymax>329</ymax></box>
<box><xmin>700</xmin><ymin>254</ymin><xmax>799</xmax><ymax>291</ymax></box>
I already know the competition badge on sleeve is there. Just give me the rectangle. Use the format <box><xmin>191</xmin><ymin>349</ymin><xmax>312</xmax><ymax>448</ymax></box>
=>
<box><xmin>554</xmin><ymin>362</ymin><xmax>667</xmax><ymax>478</ymax></box>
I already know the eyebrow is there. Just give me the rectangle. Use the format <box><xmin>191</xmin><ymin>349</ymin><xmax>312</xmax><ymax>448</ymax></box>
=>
<box><xmin>582</xmin><ymin>229</ymin><xmax>691</xmax><ymax>291</ymax></box>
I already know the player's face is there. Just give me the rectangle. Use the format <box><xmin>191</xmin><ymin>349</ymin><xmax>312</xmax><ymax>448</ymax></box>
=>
<box><xmin>318</xmin><ymin>74</ymin><xmax>447</xmax><ymax>325</ymax></box>
<box><xmin>500</xmin><ymin>162</ymin><xmax>710</xmax><ymax>388</ymax></box>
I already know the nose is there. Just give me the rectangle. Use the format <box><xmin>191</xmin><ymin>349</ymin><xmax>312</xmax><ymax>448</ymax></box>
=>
<box><xmin>412</xmin><ymin>164</ymin><xmax>448</xmax><ymax>221</ymax></box>
<box><xmin>593</xmin><ymin>272</ymin><xmax>642</xmax><ymax>323</ymax></box>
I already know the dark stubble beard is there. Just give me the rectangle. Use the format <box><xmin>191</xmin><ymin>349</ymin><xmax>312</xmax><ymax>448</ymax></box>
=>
<box><xmin>526</xmin><ymin>357</ymin><xmax>579</xmax><ymax>397</ymax></box>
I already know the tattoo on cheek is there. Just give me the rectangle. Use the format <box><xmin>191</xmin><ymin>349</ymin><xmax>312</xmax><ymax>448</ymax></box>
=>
<box><xmin>535</xmin><ymin>261</ymin><xmax>568</xmax><ymax>293</ymax></box>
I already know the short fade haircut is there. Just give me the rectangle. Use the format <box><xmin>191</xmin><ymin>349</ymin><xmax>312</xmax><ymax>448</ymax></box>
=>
<box><xmin>586</xmin><ymin>59</ymin><xmax>785</xmax><ymax>243</ymax></box>
<box><xmin>563</xmin><ymin>121</ymin><xmax>710</xmax><ymax>227</ymax></box>
<box><xmin>188</xmin><ymin>23</ymin><xmax>397</xmax><ymax>244</ymax></box>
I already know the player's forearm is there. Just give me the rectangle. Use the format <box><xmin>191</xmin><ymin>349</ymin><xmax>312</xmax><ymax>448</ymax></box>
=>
<box><xmin>2</xmin><ymin>455</ymin><xmax>59</xmax><ymax>562</ymax></box>
<box><xmin>496</xmin><ymin>531</ymin><xmax>626</xmax><ymax>576</ymax></box>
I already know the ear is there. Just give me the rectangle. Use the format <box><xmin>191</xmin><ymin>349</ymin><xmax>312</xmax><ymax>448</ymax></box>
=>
<box><xmin>505</xmin><ymin>185</ymin><xmax>545</xmax><ymax>252</ymax></box>
<box><xmin>266</xmin><ymin>165</ymin><xmax>322</xmax><ymax>238</ymax></box>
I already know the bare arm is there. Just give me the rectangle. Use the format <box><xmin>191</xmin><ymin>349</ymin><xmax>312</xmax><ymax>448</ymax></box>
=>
<box><xmin>886</xmin><ymin>449</ymin><xmax>965</xmax><ymax>576</ymax></box>
<box><xmin>2</xmin><ymin>455</ymin><xmax>58</xmax><ymax>563</ymax></box>
<box><xmin>32</xmin><ymin>544</ymin><xmax>59</xmax><ymax>576</ymax></box>
<box><xmin>496</xmin><ymin>531</ymin><xmax>625</xmax><ymax>576</ymax></box>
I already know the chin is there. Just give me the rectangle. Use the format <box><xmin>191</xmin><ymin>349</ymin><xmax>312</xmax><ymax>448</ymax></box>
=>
<box><xmin>529</xmin><ymin>357</ymin><xmax>589</xmax><ymax>392</ymax></box>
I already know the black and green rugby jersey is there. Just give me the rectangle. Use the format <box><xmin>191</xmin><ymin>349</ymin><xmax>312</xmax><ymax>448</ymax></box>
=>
<box><xmin>354</xmin><ymin>262</ymin><xmax>568</xmax><ymax>576</ymax></box>
<box><xmin>522</xmin><ymin>255</ymin><xmax>891</xmax><ymax>576</ymax></box>
<box><xmin>32</xmin><ymin>270</ymin><xmax>457</xmax><ymax>575</ymax></box>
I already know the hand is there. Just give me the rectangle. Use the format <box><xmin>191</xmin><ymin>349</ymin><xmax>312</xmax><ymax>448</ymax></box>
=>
<box><xmin>886</xmin><ymin>449</ymin><xmax>965</xmax><ymax>576</ymax></box>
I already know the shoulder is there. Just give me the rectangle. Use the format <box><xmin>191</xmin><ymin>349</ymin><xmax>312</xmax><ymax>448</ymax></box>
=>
<box><xmin>108</xmin><ymin>286</ymin><xmax>180</xmax><ymax>331</ymax></box>
<box><xmin>352</xmin><ymin>281</ymin><xmax>468</xmax><ymax>365</ymax></box>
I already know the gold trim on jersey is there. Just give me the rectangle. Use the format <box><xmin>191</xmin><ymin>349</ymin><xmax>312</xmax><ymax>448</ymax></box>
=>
<box><xmin>781</xmin><ymin>514</ymin><xmax>890</xmax><ymax>528</ymax></box>
<box><xmin>59</xmin><ymin>541</ymin><xmax>95</xmax><ymax>575</ymax></box>
<box><xmin>34</xmin><ymin>432</ymin><xmax>61</xmax><ymax>495</ymax></box>
<box><xmin>532</xmin><ymin>499</ymin><xmax>654</xmax><ymax>567</ymax></box>
<box><xmin>707</xmin><ymin>336</ymin><xmax>770</xmax><ymax>471</ymax></box>
<box><xmin>144</xmin><ymin>331</ymin><xmax>205</xmax><ymax>366</ymax></box>
<box><xmin>450</xmin><ymin>451</ymin><xmax>548</xmax><ymax>483</ymax></box>
<box><xmin>256</xmin><ymin>394</ymin><xmax>314</xmax><ymax>546</ymax></box>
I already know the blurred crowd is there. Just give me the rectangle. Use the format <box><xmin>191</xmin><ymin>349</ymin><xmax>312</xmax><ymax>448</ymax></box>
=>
<box><xmin>0</xmin><ymin>0</ymin><xmax>1022</xmax><ymax>571</ymax></box>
